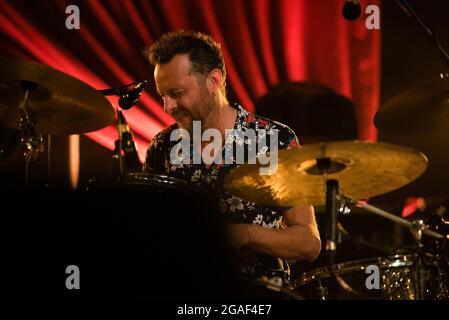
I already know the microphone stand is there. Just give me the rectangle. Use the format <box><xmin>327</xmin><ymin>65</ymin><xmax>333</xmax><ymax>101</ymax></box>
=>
<box><xmin>111</xmin><ymin>109</ymin><xmax>125</xmax><ymax>184</ymax></box>
<box><xmin>394</xmin><ymin>0</ymin><xmax>449</xmax><ymax>69</ymax></box>
<box><xmin>100</xmin><ymin>81</ymin><xmax>146</xmax><ymax>183</ymax></box>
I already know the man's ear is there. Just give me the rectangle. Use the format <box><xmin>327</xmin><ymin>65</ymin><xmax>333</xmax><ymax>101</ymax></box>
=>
<box><xmin>206</xmin><ymin>69</ymin><xmax>222</xmax><ymax>93</ymax></box>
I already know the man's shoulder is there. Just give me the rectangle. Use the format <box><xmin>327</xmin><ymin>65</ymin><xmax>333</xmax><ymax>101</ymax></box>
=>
<box><xmin>237</xmin><ymin>104</ymin><xmax>296</xmax><ymax>135</ymax></box>
<box><xmin>152</xmin><ymin>123</ymin><xmax>179</xmax><ymax>142</ymax></box>
<box><xmin>234</xmin><ymin>103</ymin><xmax>300</xmax><ymax>149</ymax></box>
<box><xmin>254</xmin><ymin>113</ymin><xmax>295</xmax><ymax>134</ymax></box>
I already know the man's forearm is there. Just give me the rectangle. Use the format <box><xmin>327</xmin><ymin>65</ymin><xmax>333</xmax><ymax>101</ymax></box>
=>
<box><xmin>246</xmin><ymin>224</ymin><xmax>321</xmax><ymax>261</ymax></box>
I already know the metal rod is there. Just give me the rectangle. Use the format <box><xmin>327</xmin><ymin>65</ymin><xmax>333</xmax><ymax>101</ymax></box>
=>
<box><xmin>47</xmin><ymin>134</ymin><xmax>51</xmax><ymax>189</ymax></box>
<box><xmin>355</xmin><ymin>200</ymin><xmax>445</xmax><ymax>240</ymax></box>
<box><xmin>394</xmin><ymin>0</ymin><xmax>449</xmax><ymax>68</ymax></box>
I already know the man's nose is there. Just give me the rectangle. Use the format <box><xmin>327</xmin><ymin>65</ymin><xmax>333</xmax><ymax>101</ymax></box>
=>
<box><xmin>164</xmin><ymin>96</ymin><xmax>177</xmax><ymax>114</ymax></box>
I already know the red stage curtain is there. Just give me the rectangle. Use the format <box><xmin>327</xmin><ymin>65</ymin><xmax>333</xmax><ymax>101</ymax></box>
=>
<box><xmin>0</xmin><ymin>0</ymin><xmax>381</xmax><ymax>161</ymax></box>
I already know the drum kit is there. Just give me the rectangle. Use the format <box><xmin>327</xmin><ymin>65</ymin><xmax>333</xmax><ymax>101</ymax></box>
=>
<box><xmin>1</xmin><ymin>55</ymin><xmax>449</xmax><ymax>300</ymax></box>
<box><xmin>225</xmin><ymin>73</ymin><xmax>449</xmax><ymax>300</ymax></box>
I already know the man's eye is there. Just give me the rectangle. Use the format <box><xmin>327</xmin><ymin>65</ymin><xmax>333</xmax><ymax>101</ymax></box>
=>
<box><xmin>173</xmin><ymin>91</ymin><xmax>184</xmax><ymax>97</ymax></box>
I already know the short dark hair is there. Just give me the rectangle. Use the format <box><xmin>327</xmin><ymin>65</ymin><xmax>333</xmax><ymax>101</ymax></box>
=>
<box><xmin>145</xmin><ymin>30</ymin><xmax>227</xmax><ymax>95</ymax></box>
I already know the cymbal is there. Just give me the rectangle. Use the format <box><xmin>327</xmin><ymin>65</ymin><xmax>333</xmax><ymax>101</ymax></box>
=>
<box><xmin>0</xmin><ymin>57</ymin><xmax>114</xmax><ymax>135</ymax></box>
<box><xmin>224</xmin><ymin>140</ymin><xmax>428</xmax><ymax>207</ymax></box>
<box><xmin>374</xmin><ymin>73</ymin><xmax>449</xmax><ymax>134</ymax></box>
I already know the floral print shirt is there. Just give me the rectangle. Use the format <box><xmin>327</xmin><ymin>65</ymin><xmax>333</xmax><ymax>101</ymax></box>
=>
<box><xmin>143</xmin><ymin>103</ymin><xmax>300</xmax><ymax>281</ymax></box>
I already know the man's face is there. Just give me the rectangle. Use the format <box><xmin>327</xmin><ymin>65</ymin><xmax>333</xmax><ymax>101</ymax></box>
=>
<box><xmin>154</xmin><ymin>54</ymin><xmax>215</xmax><ymax>132</ymax></box>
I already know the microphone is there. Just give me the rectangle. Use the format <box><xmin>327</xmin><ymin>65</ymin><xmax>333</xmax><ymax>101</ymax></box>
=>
<box><xmin>342</xmin><ymin>0</ymin><xmax>362</xmax><ymax>21</ymax></box>
<box><xmin>99</xmin><ymin>80</ymin><xmax>149</xmax><ymax>110</ymax></box>
<box><xmin>118</xmin><ymin>80</ymin><xmax>149</xmax><ymax>110</ymax></box>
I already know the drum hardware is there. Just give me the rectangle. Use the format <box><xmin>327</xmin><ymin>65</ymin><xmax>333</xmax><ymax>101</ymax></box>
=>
<box><xmin>410</xmin><ymin>220</ymin><xmax>427</xmax><ymax>300</ymax></box>
<box><xmin>0</xmin><ymin>57</ymin><xmax>115</xmax><ymax>186</ymax></box>
<box><xmin>321</xmin><ymin>183</ymin><xmax>376</xmax><ymax>300</ymax></box>
<box><xmin>224</xmin><ymin>140</ymin><xmax>449</xmax><ymax>299</ymax></box>
<box><xmin>394</xmin><ymin>0</ymin><xmax>449</xmax><ymax>69</ymax></box>
<box><xmin>322</xmin><ymin>175</ymin><xmax>343</xmax><ymax>295</ymax></box>
<box><xmin>323</xmin><ymin>190</ymin><xmax>445</xmax><ymax>299</ymax></box>
<box><xmin>0</xmin><ymin>57</ymin><xmax>115</xmax><ymax>135</ymax></box>
<box><xmin>15</xmin><ymin>81</ymin><xmax>45</xmax><ymax>184</ymax></box>
<box><xmin>340</xmin><ymin>194</ymin><xmax>446</xmax><ymax>300</ymax></box>
<box><xmin>256</xmin><ymin>276</ymin><xmax>304</xmax><ymax>300</ymax></box>
<box><xmin>0</xmin><ymin>126</ymin><xmax>21</xmax><ymax>160</ymax></box>
<box><xmin>99</xmin><ymin>80</ymin><xmax>149</xmax><ymax>110</ymax></box>
<box><xmin>375</xmin><ymin>3</ymin><xmax>449</xmax><ymax>133</ymax></box>
<box><xmin>99</xmin><ymin>81</ymin><xmax>148</xmax><ymax>181</ymax></box>
<box><xmin>315</xmin><ymin>279</ymin><xmax>328</xmax><ymax>300</ymax></box>
<box><xmin>347</xmin><ymin>197</ymin><xmax>445</xmax><ymax>240</ymax></box>
<box><xmin>111</xmin><ymin>110</ymin><xmax>141</xmax><ymax>183</ymax></box>
<box><xmin>374</xmin><ymin>72</ymin><xmax>449</xmax><ymax>134</ymax></box>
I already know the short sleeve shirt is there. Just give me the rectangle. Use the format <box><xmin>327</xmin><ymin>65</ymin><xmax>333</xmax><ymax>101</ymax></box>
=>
<box><xmin>143</xmin><ymin>103</ymin><xmax>300</xmax><ymax>280</ymax></box>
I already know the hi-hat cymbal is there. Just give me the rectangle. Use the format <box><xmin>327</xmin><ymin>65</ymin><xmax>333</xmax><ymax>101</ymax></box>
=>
<box><xmin>0</xmin><ymin>57</ymin><xmax>114</xmax><ymax>135</ymax></box>
<box><xmin>374</xmin><ymin>73</ymin><xmax>449</xmax><ymax>134</ymax></box>
<box><xmin>224</xmin><ymin>140</ymin><xmax>428</xmax><ymax>207</ymax></box>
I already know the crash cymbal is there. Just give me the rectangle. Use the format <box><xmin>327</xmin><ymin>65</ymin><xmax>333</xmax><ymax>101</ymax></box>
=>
<box><xmin>374</xmin><ymin>73</ymin><xmax>449</xmax><ymax>134</ymax></box>
<box><xmin>224</xmin><ymin>140</ymin><xmax>428</xmax><ymax>207</ymax></box>
<box><xmin>0</xmin><ymin>57</ymin><xmax>114</xmax><ymax>135</ymax></box>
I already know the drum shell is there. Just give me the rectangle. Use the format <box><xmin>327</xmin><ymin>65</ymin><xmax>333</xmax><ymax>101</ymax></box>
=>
<box><xmin>294</xmin><ymin>254</ymin><xmax>445</xmax><ymax>300</ymax></box>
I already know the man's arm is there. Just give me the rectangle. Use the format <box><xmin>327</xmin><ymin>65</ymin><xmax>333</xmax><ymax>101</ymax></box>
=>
<box><xmin>227</xmin><ymin>206</ymin><xmax>321</xmax><ymax>262</ymax></box>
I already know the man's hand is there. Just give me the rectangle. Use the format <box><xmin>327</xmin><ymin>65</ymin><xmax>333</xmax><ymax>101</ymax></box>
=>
<box><xmin>225</xmin><ymin>223</ymin><xmax>250</xmax><ymax>249</ymax></box>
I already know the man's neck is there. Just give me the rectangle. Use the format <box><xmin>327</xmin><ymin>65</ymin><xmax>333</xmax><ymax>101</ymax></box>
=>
<box><xmin>201</xmin><ymin>98</ymin><xmax>237</xmax><ymax>150</ymax></box>
<box><xmin>216</xmin><ymin>103</ymin><xmax>237</xmax><ymax>136</ymax></box>
<box><xmin>203</xmin><ymin>95</ymin><xmax>236</xmax><ymax>135</ymax></box>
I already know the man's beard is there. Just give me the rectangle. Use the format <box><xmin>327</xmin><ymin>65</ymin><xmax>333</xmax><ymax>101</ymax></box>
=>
<box><xmin>175</xmin><ymin>89</ymin><xmax>217</xmax><ymax>133</ymax></box>
<box><xmin>172</xmin><ymin>107</ymin><xmax>193</xmax><ymax>131</ymax></box>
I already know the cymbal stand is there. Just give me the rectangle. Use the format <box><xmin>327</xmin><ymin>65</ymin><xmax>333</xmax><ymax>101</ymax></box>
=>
<box><xmin>325</xmin><ymin>179</ymin><xmax>339</xmax><ymax>266</ymax></box>
<box><xmin>316</xmin><ymin>153</ymin><xmax>343</xmax><ymax>299</ymax></box>
<box><xmin>315</xmin><ymin>144</ymin><xmax>342</xmax><ymax>266</ymax></box>
<box><xmin>394</xmin><ymin>0</ymin><xmax>449</xmax><ymax>68</ymax></box>
<box><xmin>410</xmin><ymin>220</ymin><xmax>425</xmax><ymax>300</ymax></box>
<box><xmin>342</xmin><ymin>197</ymin><xmax>445</xmax><ymax>240</ymax></box>
<box><xmin>16</xmin><ymin>81</ymin><xmax>44</xmax><ymax>185</ymax></box>
<box><xmin>341</xmin><ymin>194</ymin><xmax>445</xmax><ymax>300</ymax></box>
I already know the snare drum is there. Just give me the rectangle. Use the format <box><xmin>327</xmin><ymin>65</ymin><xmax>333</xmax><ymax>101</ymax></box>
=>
<box><xmin>294</xmin><ymin>254</ymin><xmax>444</xmax><ymax>300</ymax></box>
